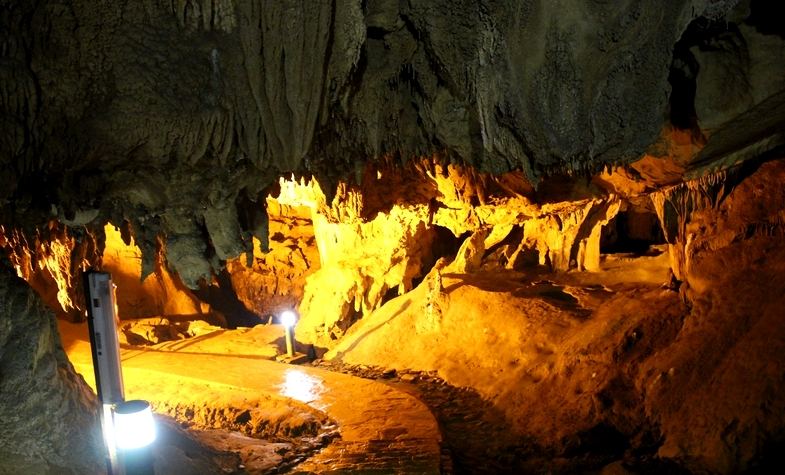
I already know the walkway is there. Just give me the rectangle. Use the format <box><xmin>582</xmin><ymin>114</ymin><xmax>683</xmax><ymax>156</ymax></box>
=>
<box><xmin>59</xmin><ymin>321</ymin><xmax>443</xmax><ymax>474</ymax></box>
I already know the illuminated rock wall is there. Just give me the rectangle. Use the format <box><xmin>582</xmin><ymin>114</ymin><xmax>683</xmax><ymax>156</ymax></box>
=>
<box><xmin>285</xmin><ymin>160</ymin><xmax>626</xmax><ymax>347</ymax></box>
<box><xmin>0</xmin><ymin>223</ymin><xmax>206</xmax><ymax>321</ymax></box>
<box><xmin>223</xmin><ymin>189</ymin><xmax>321</xmax><ymax>318</ymax></box>
<box><xmin>643</xmin><ymin>159</ymin><xmax>785</xmax><ymax>472</ymax></box>
<box><xmin>102</xmin><ymin>224</ymin><xmax>205</xmax><ymax>318</ymax></box>
<box><xmin>326</xmin><ymin>156</ymin><xmax>785</xmax><ymax>473</ymax></box>
<box><xmin>0</xmin><ymin>223</ymin><xmax>99</xmax><ymax>320</ymax></box>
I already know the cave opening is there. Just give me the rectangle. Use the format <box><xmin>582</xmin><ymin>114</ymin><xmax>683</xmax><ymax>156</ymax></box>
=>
<box><xmin>410</xmin><ymin>225</ymin><xmax>467</xmax><ymax>289</ymax></box>
<box><xmin>600</xmin><ymin>206</ymin><xmax>665</xmax><ymax>256</ymax></box>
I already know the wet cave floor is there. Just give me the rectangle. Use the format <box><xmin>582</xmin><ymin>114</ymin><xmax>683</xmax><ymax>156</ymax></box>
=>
<box><xmin>308</xmin><ymin>362</ymin><xmax>688</xmax><ymax>475</ymax></box>
<box><xmin>58</xmin><ymin>247</ymin><xmax>704</xmax><ymax>474</ymax></box>
<box><xmin>60</xmin><ymin>320</ymin><xmax>442</xmax><ymax>474</ymax></box>
<box><xmin>151</xmin><ymin>360</ymin><xmax>683</xmax><ymax>475</ymax></box>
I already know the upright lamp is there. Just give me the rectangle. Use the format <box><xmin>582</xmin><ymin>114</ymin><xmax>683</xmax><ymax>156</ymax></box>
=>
<box><xmin>281</xmin><ymin>310</ymin><xmax>297</xmax><ymax>357</ymax></box>
<box><xmin>84</xmin><ymin>271</ymin><xmax>156</xmax><ymax>475</ymax></box>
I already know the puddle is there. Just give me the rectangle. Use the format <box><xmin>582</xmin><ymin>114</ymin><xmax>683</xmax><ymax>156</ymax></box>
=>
<box><xmin>279</xmin><ymin>368</ymin><xmax>324</xmax><ymax>404</ymax></box>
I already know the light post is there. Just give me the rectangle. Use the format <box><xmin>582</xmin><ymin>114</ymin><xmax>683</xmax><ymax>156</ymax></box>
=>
<box><xmin>84</xmin><ymin>271</ymin><xmax>156</xmax><ymax>475</ymax></box>
<box><xmin>84</xmin><ymin>271</ymin><xmax>125</xmax><ymax>474</ymax></box>
<box><xmin>276</xmin><ymin>310</ymin><xmax>308</xmax><ymax>364</ymax></box>
<box><xmin>281</xmin><ymin>310</ymin><xmax>296</xmax><ymax>357</ymax></box>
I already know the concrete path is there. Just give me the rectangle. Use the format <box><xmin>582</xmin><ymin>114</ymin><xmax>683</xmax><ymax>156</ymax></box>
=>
<box><xmin>60</xmin><ymin>322</ymin><xmax>442</xmax><ymax>473</ymax></box>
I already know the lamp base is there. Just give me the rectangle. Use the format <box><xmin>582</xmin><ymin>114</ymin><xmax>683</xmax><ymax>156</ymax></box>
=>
<box><xmin>118</xmin><ymin>445</ymin><xmax>154</xmax><ymax>475</ymax></box>
<box><xmin>276</xmin><ymin>352</ymin><xmax>310</xmax><ymax>364</ymax></box>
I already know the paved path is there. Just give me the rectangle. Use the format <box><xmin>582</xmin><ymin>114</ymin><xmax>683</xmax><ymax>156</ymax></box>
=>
<box><xmin>60</xmin><ymin>322</ymin><xmax>442</xmax><ymax>473</ymax></box>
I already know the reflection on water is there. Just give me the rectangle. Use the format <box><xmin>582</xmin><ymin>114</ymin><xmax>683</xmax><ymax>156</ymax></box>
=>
<box><xmin>279</xmin><ymin>368</ymin><xmax>323</xmax><ymax>403</ymax></box>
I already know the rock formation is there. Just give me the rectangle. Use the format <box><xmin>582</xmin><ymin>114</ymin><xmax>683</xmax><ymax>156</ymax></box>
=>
<box><xmin>4</xmin><ymin>0</ymin><xmax>777</xmax><ymax>285</ymax></box>
<box><xmin>327</xmin><ymin>158</ymin><xmax>785</xmax><ymax>473</ymax></box>
<box><xmin>0</xmin><ymin>262</ymin><xmax>102</xmax><ymax>473</ymax></box>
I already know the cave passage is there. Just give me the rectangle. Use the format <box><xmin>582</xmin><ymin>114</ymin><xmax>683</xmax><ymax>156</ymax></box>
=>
<box><xmin>1</xmin><ymin>168</ymin><xmax>686</xmax><ymax>473</ymax></box>
<box><xmin>4</xmin><ymin>147</ymin><xmax>785</xmax><ymax>474</ymax></box>
<box><xmin>600</xmin><ymin>208</ymin><xmax>666</xmax><ymax>256</ymax></box>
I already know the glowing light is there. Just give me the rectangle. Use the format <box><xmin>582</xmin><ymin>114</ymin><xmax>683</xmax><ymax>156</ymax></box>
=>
<box><xmin>113</xmin><ymin>400</ymin><xmax>156</xmax><ymax>450</ymax></box>
<box><xmin>281</xmin><ymin>310</ymin><xmax>297</xmax><ymax>328</ymax></box>
<box><xmin>279</xmin><ymin>368</ymin><xmax>323</xmax><ymax>403</ymax></box>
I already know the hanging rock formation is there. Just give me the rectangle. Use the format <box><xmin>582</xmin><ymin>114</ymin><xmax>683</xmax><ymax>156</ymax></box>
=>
<box><xmin>284</xmin><ymin>159</ymin><xmax>626</xmax><ymax>347</ymax></box>
<box><xmin>2</xmin><ymin>0</ymin><xmax>771</xmax><ymax>286</ymax></box>
<box><xmin>222</xmin><ymin>185</ymin><xmax>321</xmax><ymax>320</ymax></box>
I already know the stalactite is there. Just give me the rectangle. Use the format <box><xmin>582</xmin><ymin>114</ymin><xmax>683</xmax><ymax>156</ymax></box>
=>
<box><xmin>0</xmin><ymin>223</ymin><xmax>99</xmax><ymax>319</ymax></box>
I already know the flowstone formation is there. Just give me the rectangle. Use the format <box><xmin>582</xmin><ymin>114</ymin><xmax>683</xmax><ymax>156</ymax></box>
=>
<box><xmin>290</xmin><ymin>159</ymin><xmax>629</xmax><ymax>347</ymax></box>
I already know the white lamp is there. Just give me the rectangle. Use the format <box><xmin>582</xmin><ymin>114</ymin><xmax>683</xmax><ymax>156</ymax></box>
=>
<box><xmin>113</xmin><ymin>400</ymin><xmax>156</xmax><ymax>450</ymax></box>
<box><xmin>280</xmin><ymin>310</ymin><xmax>297</xmax><ymax>357</ymax></box>
<box><xmin>281</xmin><ymin>310</ymin><xmax>296</xmax><ymax>328</ymax></box>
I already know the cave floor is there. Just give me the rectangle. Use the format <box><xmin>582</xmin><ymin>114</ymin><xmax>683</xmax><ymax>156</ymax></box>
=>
<box><xmin>56</xmin><ymin>248</ymin><xmax>675</xmax><ymax>473</ymax></box>
<box><xmin>58</xmin><ymin>320</ymin><xmax>442</xmax><ymax>473</ymax></box>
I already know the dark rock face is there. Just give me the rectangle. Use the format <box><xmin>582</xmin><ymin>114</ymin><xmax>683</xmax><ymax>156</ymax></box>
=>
<box><xmin>2</xmin><ymin>0</ymin><xmax>765</xmax><ymax>285</ymax></box>
<box><xmin>672</xmin><ymin>0</ymin><xmax>785</xmax><ymax>174</ymax></box>
<box><xmin>0</xmin><ymin>263</ymin><xmax>102</xmax><ymax>472</ymax></box>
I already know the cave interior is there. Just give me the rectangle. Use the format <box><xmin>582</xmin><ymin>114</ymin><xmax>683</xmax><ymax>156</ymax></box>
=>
<box><xmin>2</xmin><ymin>0</ymin><xmax>785</xmax><ymax>473</ymax></box>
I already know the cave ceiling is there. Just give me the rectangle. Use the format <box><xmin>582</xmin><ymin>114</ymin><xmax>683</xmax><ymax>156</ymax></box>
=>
<box><xmin>2</xmin><ymin>0</ymin><xmax>784</xmax><ymax>284</ymax></box>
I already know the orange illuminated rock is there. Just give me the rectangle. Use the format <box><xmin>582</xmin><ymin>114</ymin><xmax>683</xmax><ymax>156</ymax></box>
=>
<box><xmin>224</xmin><ymin>184</ymin><xmax>320</xmax><ymax>318</ymax></box>
<box><xmin>325</xmin><ymin>157</ymin><xmax>785</xmax><ymax>474</ymax></box>
<box><xmin>267</xmin><ymin>159</ymin><xmax>628</xmax><ymax>348</ymax></box>
<box><xmin>103</xmin><ymin>224</ymin><xmax>204</xmax><ymax>318</ymax></box>
<box><xmin>0</xmin><ymin>222</ymin><xmax>98</xmax><ymax>319</ymax></box>
<box><xmin>0</xmin><ymin>222</ymin><xmax>208</xmax><ymax>321</ymax></box>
